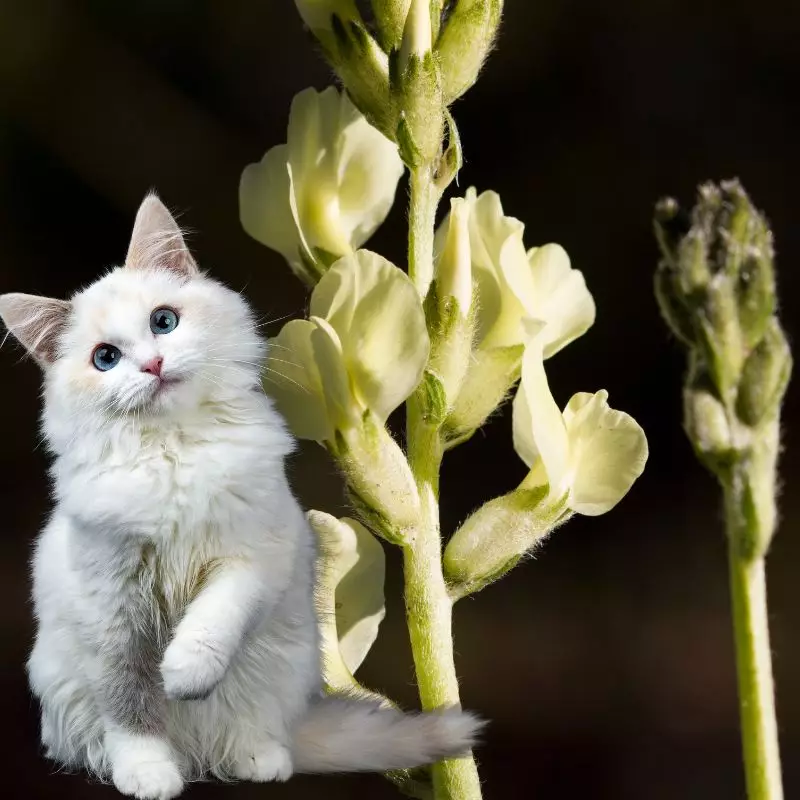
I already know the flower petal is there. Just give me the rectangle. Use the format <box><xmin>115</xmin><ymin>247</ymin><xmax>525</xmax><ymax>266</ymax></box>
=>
<box><xmin>239</xmin><ymin>144</ymin><xmax>301</xmax><ymax>265</ymax></box>
<box><xmin>311</xmin><ymin>251</ymin><xmax>430</xmax><ymax>422</ymax></box>
<box><xmin>333</xmin><ymin>517</ymin><xmax>386</xmax><ymax>674</ymax></box>
<box><xmin>527</xmin><ymin>244</ymin><xmax>596</xmax><ymax>358</ymax></box>
<box><xmin>266</xmin><ymin>320</ymin><xmax>331</xmax><ymax>442</ymax></box>
<box><xmin>308</xmin><ymin>509</ymin><xmax>386</xmax><ymax>680</ymax></box>
<box><xmin>512</xmin><ymin>339</ymin><xmax>570</xmax><ymax>494</ymax></box>
<box><xmin>563</xmin><ymin>390</ymin><xmax>648</xmax><ymax>515</ymax></box>
<box><xmin>309</xmin><ymin>316</ymin><xmax>362</xmax><ymax>433</ymax></box>
<box><xmin>336</xmin><ymin>95</ymin><xmax>404</xmax><ymax>248</ymax></box>
<box><xmin>464</xmin><ymin>188</ymin><xmax>530</xmax><ymax>349</ymax></box>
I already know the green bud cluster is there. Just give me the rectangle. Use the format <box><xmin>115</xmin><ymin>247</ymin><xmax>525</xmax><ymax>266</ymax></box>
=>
<box><xmin>297</xmin><ymin>0</ymin><xmax>503</xmax><ymax>169</ymax></box>
<box><xmin>654</xmin><ymin>180</ymin><xmax>791</xmax><ymax>556</ymax></box>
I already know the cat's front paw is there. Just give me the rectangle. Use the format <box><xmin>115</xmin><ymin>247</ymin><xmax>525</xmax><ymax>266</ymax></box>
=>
<box><xmin>231</xmin><ymin>739</ymin><xmax>294</xmax><ymax>783</ymax></box>
<box><xmin>160</xmin><ymin>629</ymin><xmax>229</xmax><ymax>701</ymax></box>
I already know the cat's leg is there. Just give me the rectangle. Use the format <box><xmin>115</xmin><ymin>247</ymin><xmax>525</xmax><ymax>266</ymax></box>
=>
<box><xmin>82</xmin><ymin>558</ymin><xmax>183</xmax><ymax>799</ymax></box>
<box><xmin>160</xmin><ymin>559</ymin><xmax>288</xmax><ymax>702</ymax></box>
<box><xmin>28</xmin><ymin>627</ymin><xmax>105</xmax><ymax>772</ymax></box>
<box><xmin>97</xmin><ymin>616</ymin><xmax>184</xmax><ymax>800</ymax></box>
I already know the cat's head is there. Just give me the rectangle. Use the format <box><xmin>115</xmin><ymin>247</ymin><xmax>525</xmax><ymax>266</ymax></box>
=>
<box><xmin>0</xmin><ymin>193</ymin><xmax>265</xmax><ymax>426</ymax></box>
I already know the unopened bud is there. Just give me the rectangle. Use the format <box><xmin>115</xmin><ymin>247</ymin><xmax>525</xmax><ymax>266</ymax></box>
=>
<box><xmin>653</xmin><ymin>261</ymin><xmax>695</xmax><ymax>346</ymax></box>
<box><xmin>436</xmin><ymin>0</ymin><xmax>503</xmax><ymax>104</ymax></box>
<box><xmin>334</xmin><ymin>412</ymin><xmax>420</xmax><ymax>543</ymax></box>
<box><xmin>395</xmin><ymin>51</ymin><xmax>444</xmax><ymax>165</ymax></box>
<box><xmin>371</xmin><ymin>0</ymin><xmax>412</xmax><ymax>51</ymax></box>
<box><xmin>736</xmin><ymin>319</ymin><xmax>792</xmax><ymax>428</ymax></box>
<box><xmin>435</xmin><ymin>198</ymin><xmax>472</xmax><ymax>316</ymax></box>
<box><xmin>329</xmin><ymin>16</ymin><xmax>397</xmax><ymax>139</ymax></box>
<box><xmin>444</xmin><ymin>344</ymin><xmax>524</xmax><ymax>446</ymax></box>
<box><xmin>684</xmin><ymin>385</ymin><xmax>734</xmax><ymax>470</ymax></box>
<box><xmin>444</xmin><ymin>486</ymin><xmax>565</xmax><ymax>598</ymax></box>
<box><xmin>700</xmin><ymin>276</ymin><xmax>744</xmax><ymax>400</ymax></box>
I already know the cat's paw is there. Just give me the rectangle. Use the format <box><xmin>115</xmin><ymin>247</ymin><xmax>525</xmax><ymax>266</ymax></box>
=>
<box><xmin>108</xmin><ymin>735</ymin><xmax>183</xmax><ymax>800</ymax></box>
<box><xmin>231</xmin><ymin>740</ymin><xmax>294</xmax><ymax>783</ymax></box>
<box><xmin>160</xmin><ymin>629</ymin><xmax>229</xmax><ymax>701</ymax></box>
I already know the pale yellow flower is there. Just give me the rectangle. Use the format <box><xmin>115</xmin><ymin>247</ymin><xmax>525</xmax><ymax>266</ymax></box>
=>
<box><xmin>512</xmin><ymin>337</ymin><xmax>648</xmax><ymax>515</ymax></box>
<box><xmin>309</xmin><ymin>510</ymin><xmax>386</xmax><ymax>681</ymax></box>
<box><xmin>459</xmin><ymin>187</ymin><xmax>595</xmax><ymax>356</ymax></box>
<box><xmin>240</xmin><ymin>87</ymin><xmax>403</xmax><ymax>281</ymax></box>
<box><xmin>266</xmin><ymin>250</ymin><xmax>429</xmax><ymax>442</ymax></box>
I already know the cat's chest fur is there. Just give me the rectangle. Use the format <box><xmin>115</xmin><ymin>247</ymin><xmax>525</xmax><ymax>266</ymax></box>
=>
<box><xmin>54</xmin><ymin>404</ymin><xmax>286</xmax><ymax>545</ymax></box>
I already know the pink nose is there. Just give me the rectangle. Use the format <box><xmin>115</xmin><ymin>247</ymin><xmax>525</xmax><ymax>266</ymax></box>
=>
<box><xmin>141</xmin><ymin>357</ymin><xmax>163</xmax><ymax>377</ymax></box>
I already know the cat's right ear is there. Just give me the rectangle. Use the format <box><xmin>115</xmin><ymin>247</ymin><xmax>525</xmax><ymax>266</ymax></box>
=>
<box><xmin>0</xmin><ymin>293</ymin><xmax>71</xmax><ymax>366</ymax></box>
<box><xmin>125</xmin><ymin>192</ymin><xmax>199</xmax><ymax>278</ymax></box>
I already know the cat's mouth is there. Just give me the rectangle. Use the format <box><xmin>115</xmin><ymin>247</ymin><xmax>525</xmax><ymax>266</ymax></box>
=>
<box><xmin>147</xmin><ymin>374</ymin><xmax>183</xmax><ymax>401</ymax></box>
<box><xmin>154</xmin><ymin>376</ymin><xmax>182</xmax><ymax>393</ymax></box>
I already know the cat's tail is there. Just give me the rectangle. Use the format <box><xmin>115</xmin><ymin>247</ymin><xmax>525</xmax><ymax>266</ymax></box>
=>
<box><xmin>290</xmin><ymin>694</ymin><xmax>483</xmax><ymax>774</ymax></box>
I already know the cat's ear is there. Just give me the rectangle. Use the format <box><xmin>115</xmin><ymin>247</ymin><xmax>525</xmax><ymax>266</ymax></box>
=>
<box><xmin>0</xmin><ymin>293</ymin><xmax>71</xmax><ymax>366</ymax></box>
<box><xmin>125</xmin><ymin>192</ymin><xmax>199</xmax><ymax>278</ymax></box>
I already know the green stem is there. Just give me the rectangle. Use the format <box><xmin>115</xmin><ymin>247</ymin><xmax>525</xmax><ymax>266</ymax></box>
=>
<box><xmin>405</xmin><ymin>164</ymin><xmax>483</xmax><ymax>800</ymax></box>
<box><xmin>724</xmin><ymin>468</ymin><xmax>783</xmax><ymax>800</ymax></box>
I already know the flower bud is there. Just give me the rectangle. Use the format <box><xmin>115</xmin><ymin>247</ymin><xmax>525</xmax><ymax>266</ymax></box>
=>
<box><xmin>736</xmin><ymin>319</ymin><xmax>792</xmax><ymax>428</ymax></box>
<box><xmin>335</xmin><ymin>413</ymin><xmax>421</xmax><ymax>543</ymax></box>
<box><xmin>436</xmin><ymin>0</ymin><xmax>503</xmax><ymax>104</ymax></box>
<box><xmin>330</xmin><ymin>17</ymin><xmax>397</xmax><ymax>139</ymax></box>
<box><xmin>444</xmin><ymin>344</ymin><xmax>524</xmax><ymax>445</ymax></box>
<box><xmin>443</xmin><ymin>486</ymin><xmax>564</xmax><ymax>598</ymax></box>
<box><xmin>434</xmin><ymin>197</ymin><xmax>472</xmax><ymax>316</ymax></box>
<box><xmin>653</xmin><ymin>261</ymin><xmax>696</xmax><ymax>346</ymax></box>
<box><xmin>700</xmin><ymin>277</ymin><xmax>744</xmax><ymax>401</ymax></box>
<box><xmin>371</xmin><ymin>0</ymin><xmax>413</xmax><ymax>51</ymax></box>
<box><xmin>395</xmin><ymin>51</ymin><xmax>444</xmax><ymax>166</ymax></box>
<box><xmin>399</xmin><ymin>0</ymin><xmax>432</xmax><ymax>64</ymax></box>
<box><xmin>684</xmin><ymin>384</ymin><xmax>734</xmax><ymax>469</ymax></box>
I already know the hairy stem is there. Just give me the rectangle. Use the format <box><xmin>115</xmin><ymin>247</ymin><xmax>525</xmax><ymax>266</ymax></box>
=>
<box><xmin>724</xmin><ymin>466</ymin><xmax>784</xmax><ymax>800</ymax></box>
<box><xmin>405</xmin><ymin>164</ymin><xmax>483</xmax><ymax>800</ymax></box>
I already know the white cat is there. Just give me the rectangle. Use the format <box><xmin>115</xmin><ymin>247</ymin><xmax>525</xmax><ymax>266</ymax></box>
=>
<box><xmin>0</xmin><ymin>194</ymin><xmax>479</xmax><ymax>800</ymax></box>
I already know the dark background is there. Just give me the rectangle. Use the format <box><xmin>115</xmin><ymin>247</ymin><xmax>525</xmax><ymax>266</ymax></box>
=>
<box><xmin>0</xmin><ymin>1</ymin><xmax>798</xmax><ymax>798</ymax></box>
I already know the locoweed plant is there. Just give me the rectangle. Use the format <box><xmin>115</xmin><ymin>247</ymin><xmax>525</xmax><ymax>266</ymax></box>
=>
<box><xmin>654</xmin><ymin>181</ymin><xmax>790</xmax><ymax>800</ymax></box>
<box><xmin>239</xmin><ymin>3</ymin><xmax>648</xmax><ymax>798</ymax></box>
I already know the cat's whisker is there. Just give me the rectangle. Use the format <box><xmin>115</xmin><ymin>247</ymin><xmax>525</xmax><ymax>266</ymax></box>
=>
<box><xmin>262</xmin><ymin>366</ymin><xmax>311</xmax><ymax>395</ymax></box>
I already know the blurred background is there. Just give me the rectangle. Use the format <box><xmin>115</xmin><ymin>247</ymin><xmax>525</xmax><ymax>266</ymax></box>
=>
<box><xmin>0</xmin><ymin>1</ymin><xmax>798</xmax><ymax>798</ymax></box>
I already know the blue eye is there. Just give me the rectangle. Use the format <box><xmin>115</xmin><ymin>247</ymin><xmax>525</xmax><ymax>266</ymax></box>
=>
<box><xmin>92</xmin><ymin>344</ymin><xmax>122</xmax><ymax>371</ymax></box>
<box><xmin>150</xmin><ymin>307</ymin><xmax>179</xmax><ymax>335</ymax></box>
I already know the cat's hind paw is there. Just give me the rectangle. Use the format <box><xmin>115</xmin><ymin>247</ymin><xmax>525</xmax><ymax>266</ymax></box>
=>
<box><xmin>107</xmin><ymin>735</ymin><xmax>183</xmax><ymax>800</ymax></box>
<box><xmin>231</xmin><ymin>740</ymin><xmax>293</xmax><ymax>783</ymax></box>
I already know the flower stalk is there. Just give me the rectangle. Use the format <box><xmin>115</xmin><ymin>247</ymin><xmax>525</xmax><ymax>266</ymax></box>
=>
<box><xmin>654</xmin><ymin>180</ymin><xmax>789</xmax><ymax>800</ymax></box>
<box><xmin>405</xmin><ymin>157</ymin><xmax>483</xmax><ymax>798</ymax></box>
<box><xmin>726</xmin><ymin>471</ymin><xmax>783</xmax><ymax>800</ymax></box>
<box><xmin>248</xmin><ymin>6</ymin><xmax>649</xmax><ymax>799</ymax></box>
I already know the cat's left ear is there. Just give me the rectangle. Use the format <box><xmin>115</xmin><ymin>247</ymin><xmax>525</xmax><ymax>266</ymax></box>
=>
<box><xmin>125</xmin><ymin>192</ymin><xmax>199</xmax><ymax>278</ymax></box>
<box><xmin>0</xmin><ymin>293</ymin><xmax>71</xmax><ymax>366</ymax></box>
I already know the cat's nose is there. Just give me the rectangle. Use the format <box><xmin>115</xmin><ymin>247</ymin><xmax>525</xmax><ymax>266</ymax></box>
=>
<box><xmin>141</xmin><ymin>357</ymin><xmax>163</xmax><ymax>377</ymax></box>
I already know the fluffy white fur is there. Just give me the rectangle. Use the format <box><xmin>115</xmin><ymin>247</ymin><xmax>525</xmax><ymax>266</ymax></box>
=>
<box><xmin>0</xmin><ymin>194</ymin><xmax>480</xmax><ymax>800</ymax></box>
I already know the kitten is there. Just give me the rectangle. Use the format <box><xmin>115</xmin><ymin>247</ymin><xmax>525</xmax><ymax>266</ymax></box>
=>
<box><xmin>0</xmin><ymin>194</ymin><xmax>479</xmax><ymax>800</ymax></box>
